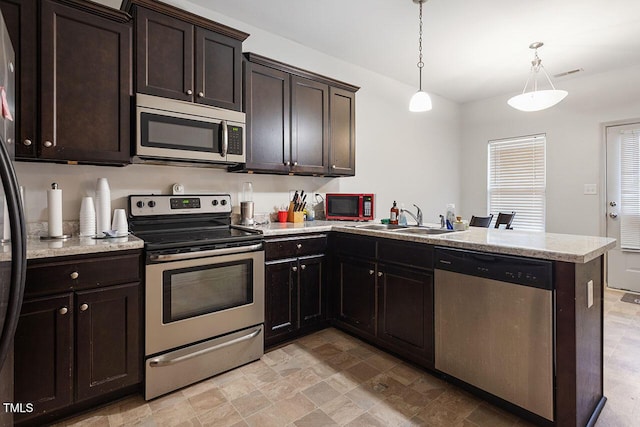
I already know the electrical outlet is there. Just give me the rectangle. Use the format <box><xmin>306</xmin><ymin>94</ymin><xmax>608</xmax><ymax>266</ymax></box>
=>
<box><xmin>587</xmin><ymin>280</ymin><xmax>594</xmax><ymax>308</ymax></box>
<box><xmin>584</xmin><ymin>184</ymin><xmax>597</xmax><ymax>195</ymax></box>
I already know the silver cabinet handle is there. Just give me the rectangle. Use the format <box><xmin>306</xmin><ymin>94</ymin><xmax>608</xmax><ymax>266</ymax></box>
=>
<box><xmin>378</xmin><ymin>272</ymin><xmax>383</xmax><ymax>277</ymax></box>
<box><xmin>301</xmin><ymin>264</ymin><xmax>306</xmax><ymax>270</ymax></box>
<box><xmin>59</xmin><ymin>307</ymin><xmax>68</xmax><ymax>315</ymax></box>
<box><xmin>369</xmin><ymin>269</ymin><xmax>374</xmax><ymax>275</ymax></box>
<box><xmin>609</xmin><ymin>212</ymin><xmax>618</xmax><ymax>219</ymax></box>
<box><xmin>292</xmin><ymin>266</ymin><xmax>298</xmax><ymax>272</ymax></box>
<box><xmin>186</xmin><ymin>89</ymin><xmax>193</xmax><ymax>95</ymax></box>
<box><xmin>70</xmin><ymin>271</ymin><xmax>79</xmax><ymax>280</ymax></box>
<box><xmin>331</xmin><ymin>164</ymin><xmax>336</xmax><ymax>169</ymax></box>
<box><xmin>293</xmin><ymin>161</ymin><xmax>298</xmax><ymax>166</ymax></box>
<box><xmin>198</xmin><ymin>91</ymin><xmax>204</xmax><ymax>98</ymax></box>
<box><xmin>80</xmin><ymin>303</ymin><xmax>89</xmax><ymax>311</ymax></box>
<box><xmin>220</xmin><ymin>119</ymin><xmax>228</xmax><ymax>158</ymax></box>
<box><xmin>296</xmin><ymin>243</ymin><xmax>302</xmax><ymax>249</ymax></box>
<box><xmin>43</xmin><ymin>141</ymin><xmax>53</xmax><ymax>148</ymax></box>
<box><xmin>285</xmin><ymin>161</ymin><xmax>290</xmax><ymax>166</ymax></box>
<box><xmin>23</xmin><ymin>139</ymin><xmax>32</xmax><ymax>146</ymax></box>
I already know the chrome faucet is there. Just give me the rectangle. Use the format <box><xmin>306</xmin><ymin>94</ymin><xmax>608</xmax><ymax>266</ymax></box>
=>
<box><xmin>401</xmin><ymin>204</ymin><xmax>423</xmax><ymax>226</ymax></box>
<box><xmin>439</xmin><ymin>214</ymin><xmax>445</xmax><ymax>228</ymax></box>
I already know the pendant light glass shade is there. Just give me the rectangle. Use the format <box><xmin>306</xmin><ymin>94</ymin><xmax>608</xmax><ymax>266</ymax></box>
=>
<box><xmin>508</xmin><ymin>42</ymin><xmax>568</xmax><ymax>112</ymax></box>
<box><xmin>409</xmin><ymin>0</ymin><xmax>432</xmax><ymax>112</ymax></box>
<box><xmin>409</xmin><ymin>90</ymin><xmax>432</xmax><ymax>112</ymax></box>
<box><xmin>507</xmin><ymin>89</ymin><xmax>568</xmax><ymax>112</ymax></box>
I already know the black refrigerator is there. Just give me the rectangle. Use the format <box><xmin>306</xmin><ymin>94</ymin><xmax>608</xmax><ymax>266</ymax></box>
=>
<box><xmin>0</xmin><ymin>9</ymin><xmax>27</xmax><ymax>427</ymax></box>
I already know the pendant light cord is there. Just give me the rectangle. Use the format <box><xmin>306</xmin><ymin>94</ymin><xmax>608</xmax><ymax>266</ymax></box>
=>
<box><xmin>417</xmin><ymin>1</ymin><xmax>424</xmax><ymax>90</ymax></box>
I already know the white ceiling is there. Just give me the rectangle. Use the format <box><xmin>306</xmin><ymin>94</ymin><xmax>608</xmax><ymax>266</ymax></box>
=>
<box><xmin>188</xmin><ymin>0</ymin><xmax>640</xmax><ymax>104</ymax></box>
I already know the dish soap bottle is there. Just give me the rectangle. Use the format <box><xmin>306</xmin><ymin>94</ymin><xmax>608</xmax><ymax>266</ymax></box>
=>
<box><xmin>390</xmin><ymin>201</ymin><xmax>399</xmax><ymax>225</ymax></box>
<box><xmin>398</xmin><ymin>203</ymin><xmax>408</xmax><ymax>226</ymax></box>
<box><xmin>446</xmin><ymin>203</ymin><xmax>456</xmax><ymax>230</ymax></box>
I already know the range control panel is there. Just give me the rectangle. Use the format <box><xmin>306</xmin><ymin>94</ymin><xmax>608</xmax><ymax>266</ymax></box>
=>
<box><xmin>129</xmin><ymin>194</ymin><xmax>232</xmax><ymax>217</ymax></box>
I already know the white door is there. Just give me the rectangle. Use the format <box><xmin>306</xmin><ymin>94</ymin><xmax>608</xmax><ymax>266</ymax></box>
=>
<box><xmin>606</xmin><ymin>122</ymin><xmax>640</xmax><ymax>293</ymax></box>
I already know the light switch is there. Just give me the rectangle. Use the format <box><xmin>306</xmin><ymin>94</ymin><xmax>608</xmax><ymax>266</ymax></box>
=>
<box><xmin>584</xmin><ymin>184</ymin><xmax>597</xmax><ymax>195</ymax></box>
<box><xmin>587</xmin><ymin>280</ymin><xmax>594</xmax><ymax>308</ymax></box>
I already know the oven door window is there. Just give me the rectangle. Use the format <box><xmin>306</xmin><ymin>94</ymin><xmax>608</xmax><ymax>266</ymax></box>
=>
<box><xmin>328</xmin><ymin>197</ymin><xmax>358</xmax><ymax>217</ymax></box>
<box><xmin>141</xmin><ymin>112</ymin><xmax>221</xmax><ymax>154</ymax></box>
<box><xmin>162</xmin><ymin>259</ymin><xmax>252</xmax><ymax>323</ymax></box>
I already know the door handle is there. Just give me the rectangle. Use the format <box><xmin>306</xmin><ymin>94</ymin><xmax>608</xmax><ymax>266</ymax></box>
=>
<box><xmin>220</xmin><ymin>120</ymin><xmax>228</xmax><ymax>158</ymax></box>
<box><xmin>609</xmin><ymin>212</ymin><xmax>618</xmax><ymax>219</ymax></box>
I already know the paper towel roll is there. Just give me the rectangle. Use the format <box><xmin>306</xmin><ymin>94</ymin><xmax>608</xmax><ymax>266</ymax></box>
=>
<box><xmin>79</xmin><ymin>196</ymin><xmax>96</xmax><ymax>237</ymax></box>
<box><xmin>47</xmin><ymin>183</ymin><xmax>63</xmax><ymax>237</ymax></box>
<box><xmin>95</xmin><ymin>178</ymin><xmax>111</xmax><ymax>234</ymax></box>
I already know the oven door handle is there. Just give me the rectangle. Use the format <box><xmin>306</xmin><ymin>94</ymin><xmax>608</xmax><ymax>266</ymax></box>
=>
<box><xmin>149</xmin><ymin>243</ymin><xmax>263</xmax><ymax>262</ymax></box>
<box><xmin>148</xmin><ymin>327</ymin><xmax>262</xmax><ymax>367</ymax></box>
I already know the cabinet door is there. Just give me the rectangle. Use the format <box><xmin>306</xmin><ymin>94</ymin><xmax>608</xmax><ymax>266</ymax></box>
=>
<box><xmin>135</xmin><ymin>6</ymin><xmax>193</xmax><ymax>101</ymax></box>
<box><xmin>0</xmin><ymin>0</ymin><xmax>37</xmax><ymax>158</ymax></box>
<box><xmin>264</xmin><ymin>259</ymin><xmax>298</xmax><ymax>344</ymax></box>
<box><xmin>291</xmin><ymin>76</ymin><xmax>329</xmax><ymax>175</ymax></box>
<box><xmin>299</xmin><ymin>254</ymin><xmax>326</xmax><ymax>327</ymax></box>
<box><xmin>75</xmin><ymin>283</ymin><xmax>141</xmax><ymax>402</ymax></box>
<box><xmin>195</xmin><ymin>27</ymin><xmax>242</xmax><ymax>111</ymax></box>
<box><xmin>244</xmin><ymin>61</ymin><xmax>291</xmax><ymax>173</ymax></box>
<box><xmin>14</xmin><ymin>293</ymin><xmax>73</xmax><ymax>423</ymax></box>
<box><xmin>329</xmin><ymin>87</ymin><xmax>356</xmax><ymax>176</ymax></box>
<box><xmin>40</xmin><ymin>0</ymin><xmax>131</xmax><ymax>164</ymax></box>
<box><xmin>377</xmin><ymin>263</ymin><xmax>434</xmax><ymax>364</ymax></box>
<box><xmin>337</xmin><ymin>256</ymin><xmax>376</xmax><ymax>336</ymax></box>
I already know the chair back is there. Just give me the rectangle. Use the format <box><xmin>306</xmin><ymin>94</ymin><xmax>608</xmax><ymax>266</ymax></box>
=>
<box><xmin>469</xmin><ymin>214</ymin><xmax>493</xmax><ymax>228</ymax></box>
<box><xmin>494</xmin><ymin>212</ymin><xmax>516</xmax><ymax>229</ymax></box>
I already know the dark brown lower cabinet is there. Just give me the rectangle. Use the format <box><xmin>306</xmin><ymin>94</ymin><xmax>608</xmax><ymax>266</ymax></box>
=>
<box><xmin>264</xmin><ymin>235</ymin><xmax>327</xmax><ymax>347</ymax></box>
<box><xmin>336</xmin><ymin>256</ymin><xmax>376</xmax><ymax>337</ymax></box>
<box><xmin>377</xmin><ymin>263</ymin><xmax>434</xmax><ymax>365</ymax></box>
<box><xmin>14</xmin><ymin>251</ymin><xmax>142</xmax><ymax>426</ymax></box>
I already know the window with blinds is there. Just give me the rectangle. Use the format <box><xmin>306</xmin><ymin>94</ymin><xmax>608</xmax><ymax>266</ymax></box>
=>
<box><xmin>620</xmin><ymin>130</ymin><xmax>640</xmax><ymax>250</ymax></box>
<box><xmin>488</xmin><ymin>135</ymin><xmax>546</xmax><ymax>231</ymax></box>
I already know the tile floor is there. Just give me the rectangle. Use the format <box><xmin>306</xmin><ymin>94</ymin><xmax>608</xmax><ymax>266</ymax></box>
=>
<box><xmin>54</xmin><ymin>288</ymin><xmax>640</xmax><ymax>427</ymax></box>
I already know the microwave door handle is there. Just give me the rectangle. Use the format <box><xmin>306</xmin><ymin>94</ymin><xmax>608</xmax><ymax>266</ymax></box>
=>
<box><xmin>220</xmin><ymin>120</ymin><xmax>228</xmax><ymax>158</ymax></box>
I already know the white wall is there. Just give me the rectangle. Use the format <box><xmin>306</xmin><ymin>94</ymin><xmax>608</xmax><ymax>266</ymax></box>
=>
<box><xmin>460</xmin><ymin>64</ymin><xmax>640</xmax><ymax>235</ymax></box>
<box><xmin>16</xmin><ymin>0</ymin><xmax>461</xmax><ymax>225</ymax></box>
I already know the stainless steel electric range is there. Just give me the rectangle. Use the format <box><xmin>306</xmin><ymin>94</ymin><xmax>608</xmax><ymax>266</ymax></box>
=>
<box><xmin>128</xmin><ymin>194</ymin><xmax>264</xmax><ymax>400</ymax></box>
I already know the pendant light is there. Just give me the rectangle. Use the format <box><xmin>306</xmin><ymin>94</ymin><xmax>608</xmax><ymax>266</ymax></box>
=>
<box><xmin>409</xmin><ymin>0</ymin><xmax>432</xmax><ymax>112</ymax></box>
<box><xmin>507</xmin><ymin>42</ymin><xmax>568</xmax><ymax>112</ymax></box>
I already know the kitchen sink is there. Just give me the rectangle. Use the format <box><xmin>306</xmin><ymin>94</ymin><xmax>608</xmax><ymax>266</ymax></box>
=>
<box><xmin>391</xmin><ymin>227</ymin><xmax>456</xmax><ymax>235</ymax></box>
<box><xmin>353</xmin><ymin>224</ymin><xmax>409</xmax><ymax>230</ymax></box>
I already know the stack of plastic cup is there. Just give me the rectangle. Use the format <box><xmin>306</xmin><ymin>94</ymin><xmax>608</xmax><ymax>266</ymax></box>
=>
<box><xmin>79</xmin><ymin>196</ymin><xmax>96</xmax><ymax>237</ymax></box>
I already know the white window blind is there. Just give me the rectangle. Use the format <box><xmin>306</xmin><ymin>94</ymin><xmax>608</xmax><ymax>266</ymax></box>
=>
<box><xmin>620</xmin><ymin>130</ymin><xmax>640</xmax><ymax>250</ymax></box>
<box><xmin>488</xmin><ymin>135</ymin><xmax>546</xmax><ymax>231</ymax></box>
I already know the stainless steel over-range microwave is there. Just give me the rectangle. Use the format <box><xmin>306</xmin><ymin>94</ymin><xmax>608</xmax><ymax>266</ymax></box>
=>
<box><xmin>134</xmin><ymin>93</ymin><xmax>246</xmax><ymax>166</ymax></box>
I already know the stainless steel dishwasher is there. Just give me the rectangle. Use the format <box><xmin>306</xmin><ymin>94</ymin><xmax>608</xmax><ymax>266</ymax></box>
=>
<box><xmin>434</xmin><ymin>247</ymin><xmax>554</xmax><ymax>422</ymax></box>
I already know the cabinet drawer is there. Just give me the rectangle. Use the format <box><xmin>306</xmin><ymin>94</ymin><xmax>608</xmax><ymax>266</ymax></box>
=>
<box><xmin>378</xmin><ymin>240</ymin><xmax>434</xmax><ymax>270</ymax></box>
<box><xmin>265</xmin><ymin>234</ymin><xmax>327</xmax><ymax>261</ymax></box>
<box><xmin>331</xmin><ymin>233</ymin><xmax>376</xmax><ymax>259</ymax></box>
<box><xmin>26</xmin><ymin>252</ymin><xmax>141</xmax><ymax>297</ymax></box>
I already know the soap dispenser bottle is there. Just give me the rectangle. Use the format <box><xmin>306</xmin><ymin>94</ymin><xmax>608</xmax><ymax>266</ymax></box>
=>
<box><xmin>398</xmin><ymin>203</ymin><xmax>408</xmax><ymax>226</ymax></box>
<box><xmin>390</xmin><ymin>201</ymin><xmax>399</xmax><ymax>225</ymax></box>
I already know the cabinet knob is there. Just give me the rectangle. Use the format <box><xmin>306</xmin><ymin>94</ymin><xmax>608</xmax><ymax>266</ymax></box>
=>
<box><xmin>23</xmin><ymin>139</ymin><xmax>32</xmax><ymax>146</ymax></box>
<box><xmin>198</xmin><ymin>91</ymin><xmax>204</xmax><ymax>98</ymax></box>
<box><xmin>186</xmin><ymin>89</ymin><xmax>193</xmax><ymax>95</ymax></box>
<box><xmin>378</xmin><ymin>272</ymin><xmax>383</xmax><ymax>277</ymax></box>
<box><xmin>43</xmin><ymin>140</ymin><xmax>53</xmax><ymax>148</ymax></box>
<box><xmin>285</xmin><ymin>161</ymin><xmax>290</xmax><ymax>166</ymax></box>
<box><xmin>369</xmin><ymin>269</ymin><xmax>374</xmax><ymax>275</ymax></box>
<box><xmin>293</xmin><ymin>162</ymin><xmax>298</xmax><ymax>166</ymax></box>
<box><xmin>296</xmin><ymin>243</ymin><xmax>302</xmax><ymax>249</ymax></box>
<box><xmin>301</xmin><ymin>264</ymin><xmax>306</xmax><ymax>270</ymax></box>
<box><xmin>331</xmin><ymin>165</ymin><xmax>336</xmax><ymax>169</ymax></box>
<box><xmin>80</xmin><ymin>303</ymin><xmax>89</xmax><ymax>312</ymax></box>
<box><xmin>292</xmin><ymin>266</ymin><xmax>298</xmax><ymax>272</ymax></box>
<box><xmin>70</xmin><ymin>271</ymin><xmax>79</xmax><ymax>280</ymax></box>
<box><xmin>59</xmin><ymin>307</ymin><xmax>68</xmax><ymax>315</ymax></box>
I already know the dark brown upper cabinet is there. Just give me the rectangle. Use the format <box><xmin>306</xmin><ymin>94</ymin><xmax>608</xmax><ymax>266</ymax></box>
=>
<box><xmin>237</xmin><ymin>53</ymin><xmax>358</xmax><ymax>176</ymax></box>
<box><xmin>1</xmin><ymin>0</ymin><xmax>131</xmax><ymax>165</ymax></box>
<box><xmin>126</xmin><ymin>0</ymin><xmax>248</xmax><ymax>111</ymax></box>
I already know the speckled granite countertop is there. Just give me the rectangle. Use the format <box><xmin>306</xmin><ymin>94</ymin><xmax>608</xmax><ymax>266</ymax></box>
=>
<box><xmin>239</xmin><ymin>221</ymin><xmax>616</xmax><ymax>263</ymax></box>
<box><xmin>0</xmin><ymin>235</ymin><xmax>144</xmax><ymax>262</ymax></box>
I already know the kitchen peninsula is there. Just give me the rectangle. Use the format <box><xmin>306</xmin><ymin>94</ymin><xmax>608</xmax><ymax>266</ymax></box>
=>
<box><xmin>252</xmin><ymin>222</ymin><xmax>615</xmax><ymax>427</ymax></box>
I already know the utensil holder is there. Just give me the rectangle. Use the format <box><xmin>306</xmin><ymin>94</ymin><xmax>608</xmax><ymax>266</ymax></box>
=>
<box><xmin>287</xmin><ymin>202</ymin><xmax>304</xmax><ymax>223</ymax></box>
